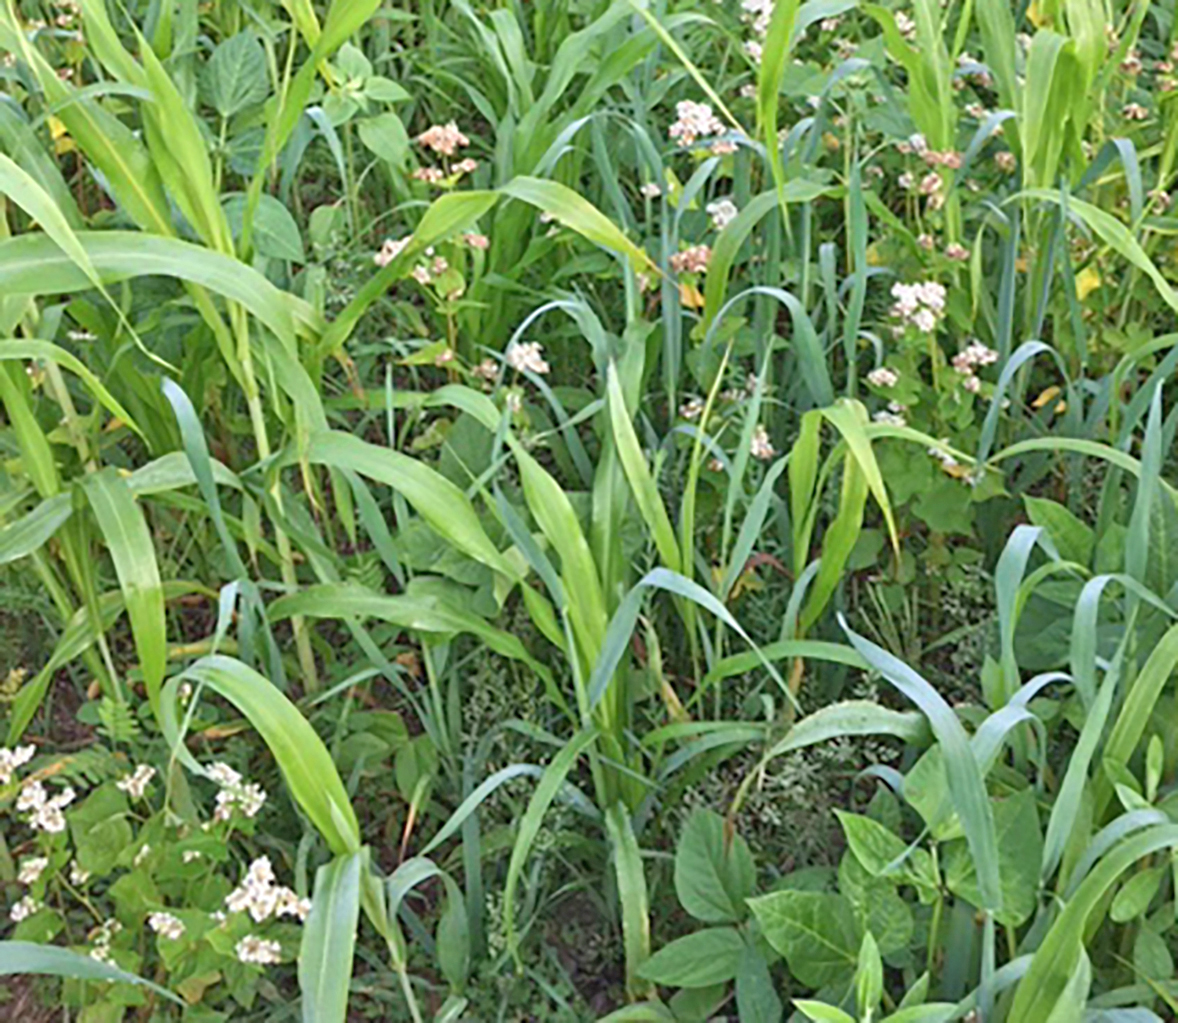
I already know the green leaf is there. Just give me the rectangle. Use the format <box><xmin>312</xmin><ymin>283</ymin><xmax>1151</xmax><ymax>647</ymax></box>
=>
<box><xmin>0</xmin><ymin>493</ymin><xmax>72</xmax><ymax>566</ymax></box>
<box><xmin>607</xmin><ymin>804</ymin><xmax>653</xmax><ymax>999</ymax></box>
<box><xmin>203</xmin><ymin>31</ymin><xmax>270</xmax><ymax>117</ymax></box>
<box><xmin>747</xmin><ymin>890</ymin><xmax>862</xmax><ymax>988</ymax></box>
<box><xmin>299</xmin><ymin>850</ymin><xmax>363</xmax><ymax>1023</ymax></box>
<box><xmin>1023</xmin><ymin>496</ymin><xmax>1094</xmax><ymax>566</ymax></box>
<box><xmin>0</xmin><ymin>941</ymin><xmax>183</xmax><ymax>1003</ymax></box>
<box><xmin>160</xmin><ymin>655</ymin><xmax>360</xmax><ymax>854</ymax></box>
<box><xmin>673</xmin><ymin>809</ymin><xmax>755</xmax><ymax>924</ymax></box>
<box><xmin>223</xmin><ymin>193</ymin><xmax>305</xmax><ymax>262</ymax></box>
<box><xmin>357</xmin><ymin>112</ymin><xmax>410</xmax><ymax>169</ymax></box>
<box><xmin>82</xmin><ymin>468</ymin><xmax>166</xmax><ymax>712</ymax></box>
<box><xmin>1109</xmin><ymin>864</ymin><xmax>1165</xmax><ymax>923</ymax></box>
<box><xmin>637</xmin><ymin>928</ymin><xmax>744</xmax><ymax>988</ymax></box>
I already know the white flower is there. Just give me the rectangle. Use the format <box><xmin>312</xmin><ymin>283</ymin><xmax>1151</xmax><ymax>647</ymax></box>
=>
<box><xmin>669</xmin><ymin>245</ymin><xmax>711</xmax><ymax>274</ymax></box>
<box><xmin>9</xmin><ymin>896</ymin><xmax>40</xmax><ymax>922</ymax></box>
<box><xmin>679</xmin><ymin>396</ymin><xmax>705</xmax><ymax>420</ymax></box>
<box><xmin>929</xmin><ymin>444</ymin><xmax>959</xmax><ymax>468</ymax></box>
<box><xmin>944</xmin><ymin>243</ymin><xmax>970</xmax><ymax>261</ymax></box>
<box><xmin>134</xmin><ymin>844</ymin><xmax>152</xmax><ymax>867</ymax></box>
<box><xmin>706</xmin><ymin>198</ymin><xmax>738</xmax><ymax>230</ymax></box>
<box><xmin>890</xmin><ymin>281</ymin><xmax>946</xmax><ymax>334</ymax></box>
<box><xmin>69</xmin><ymin>862</ymin><xmax>90</xmax><ymax>885</ymax></box>
<box><xmin>750</xmin><ymin>424</ymin><xmax>775</xmax><ymax>460</ymax></box>
<box><xmin>147</xmin><ymin>912</ymin><xmax>185</xmax><ymax>940</ymax></box>
<box><xmin>18</xmin><ymin>780</ymin><xmax>75</xmax><ymax>833</ymax></box>
<box><xmin>416</xmin><ymin>122</ymin><xmax>470</xmax><ymax>156</ymax></box>
<box><xmin>0</xmin><ymin>745</ymin><xmax>35</xmax><ymax>784</ymax></box>
<box><xmin>505</xmin><ymin>341</ymin><xmax>550</xmax><ymax>375</ymax></box>
<box><xmin>116</xmin><ymin>764</ymin><xmax>155</xmax><ymax>800</ymax></box>
<box><xmin>209</xmin><ymin>763</ymin><xmax>267</xmax><ymax>822</ymax></box>
<box><xmin>669</xmin><ymin>100</ymin><xmax>724</xmax><ymax>148</ymax></box>
<box><xmin>89</xmin><ymin>945</ymin><xmax>112</xmax><ymax>963</ymax></box>
<box><xmin>17</xmin><ymin>857</ymin><xmax>48</xmax><ymax>885</ymax></box>
<box><xmin>873</xmin><ymin>409</ymin><xmax>907</xmax><ymax>427</ymax></box>
<box><xmin>866</xmin><ymin>367</ymin><xmax>898</xmax><ymax>388</ymax></box>
<box><xmin>952</xmin><ymin>341</ymin><xmax>999</xmax><ymax>373</ymax></box>
<box><xmin>963</xmin><ymin>374</ymin><xmax>982</xmax><ymax>393</ymax></box>
<box><xmin>374</xmin><ymin>237</ymin><xmax>410</xmax><ymax>268</ymax></box>
<box><xmin>639</xmin><ymin>182</ymin><xmax>662</xmax><ymax>198</ymax></box>
<box><xmin>895</xmin><ymin>11</ymin><xmax>916</xmax><ymax>39</ymax></box>
<box><xmin>912</xmin><ymin>307</ymin><xmax>938</xmax><ymax>333</ymax></box>
<box><xmin>182</xmin><ymin>851</ymin><xmax>202</xmax><ymax>864</ymax></box>
<box><xmin>505</xmin><ymin>390</ymin><xmax>523</xmax><ymax>415</ymax></box>
<box><xmin>225</xmin><ymin>856</ymin><xmax>310</xmax><ymax>924</ymax></box>
<box><xmin>237</xmin><ymin>935</ymin><xmax>282</xmax><ymax>965</ymax></box>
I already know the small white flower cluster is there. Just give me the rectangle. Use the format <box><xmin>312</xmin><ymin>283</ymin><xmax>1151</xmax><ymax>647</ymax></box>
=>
<box><xmin>750</xmin><ymin>424</ymin><xmax>775</xmax><ymax>461</ymax></box>
<box><xmin>208</xmin><ymin>762</ymin><xmax>267</xmax><ymax>823</ymax></box>
<box><xmin>707</xmin><ymin>198</ymin><xmax>738</xmax><ymax>230</ymax></box>
<box><xmin>866</xmin><ymin>366</ymin><xmax>898</xmax><ymax>388</ymax></box>
<box><xmin>505</xmin><ymin>341</ymin><xmax>550</xmax><ymax>376</ymax></box>
<box><xmin>873</xmin><ymin>404</ymin><xmax>908</xmax><ymax>427</ymax></box>
<box><xmin>374</xmin><ymin>236</ymin><xmax>410</xmax><ymax>268</ymax></box>
<box><xmin>17</xmin><ymin>856</ymin><xmax>48</xmax><ymax>885</ymax></box>
<box><xmin>416</xmin><ymin>122</ymin><xmax>470</xmax><ymax>157</ymax></box>
<box><xmin>17</xmin><ymin>780</ymin><xmax>75</xmax><ymax>833</ymax></box>
<box><xmin>69</xmin><ymin>861</ymin><xmax>91</xmax><ymax>885</ymax></box>
<box><xmin>669</xmin><ymin>244</ymin><xmax>712</xmax><ymax>274</ymax></box>
<box><xmin>894</xmin><ymin>11</ymin><xmax>916</xmax><ymax>39</ymax></box>
<box><xmin>679</xmin><ymin>396</ymin><xmax>704</xmax><ymax>420</ymax></box>
<box><xmin>90</xmin><ymin>918</ymin><xmax>122</xmax><ymax>962</ymax></box>
<box><xmin>929</xmin><ymin>442</ymin><xmax>960</xmax><ymax>469</ymax></box>
<box><xmin>236</xmin><ymin>935</ymin><xmax>282</xmax><ymax>965</ymax></box>
<box><xmin>225</xmin><ymin>856</ymin><xmax>311</xmax><ymax>924</ymax></box>
<box><xmin>9</xmin><ymin>895</ymin><xmax>40</xmax><ymax>922</ymax></box>
<box><xmin>0</xmin><ymin>744</ymin><xmax>35</xmax><ymax>785</ymax></box>
<box><xmin>147</xmin><ymin>911</ymin><xmax>186</xmax><ymax>941</ymax></box>
<box><xmin>639</xmin><ymin>182</ymin><xmax>662</xmax><ymax>199</ymax></box>
<box><xmin>410</xmin><ymin>252</ymin><xmax>450</xmax><ymax>287</ymax></box>
<box><xmin>116</xmin><ymin>764</ymin><xmax>155</xmax><ymax>800</ymax></box>
<box><xmin>890</xmin><ymin>281</ymin><xmax>946</xmax><ymax>334</ymax></box>
<box><xmin>668</xmin><ymin>100</ymin><xmax>724</xmax><ymax>149</ymax></box>
<box><xmin>740</xmin><ymin>0</ymin><xmax>773</xmax><ymax>61</ymax></box>
<box><xmin>952</xmin><ymin>341</ymin><xmax>999</xmax><ymax>393</ymax></box>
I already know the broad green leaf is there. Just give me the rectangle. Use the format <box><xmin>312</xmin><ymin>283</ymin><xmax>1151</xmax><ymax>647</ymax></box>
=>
<box><xmin>203</xmin><ymin>31</ymin><xmax>270</xmax><ymax>117</ymax></box>
<box><xmin>299</xmin><ymin>850</ymin><xmax>363</xmax><ymax>1023</ymax></box>
<box><xmin>748</xmin><ymin>890</ymin><xmax>862</xmax><ymax>988</ymax></box>
<box><xmin>637</xmin><ymin>928</ymin><xmax>744</xmax><ymax>988</ymax></box>
<box><xmin>673</xmin><ymin>809</ymin><xmax>755</xmax><ymax>924</ymax></box>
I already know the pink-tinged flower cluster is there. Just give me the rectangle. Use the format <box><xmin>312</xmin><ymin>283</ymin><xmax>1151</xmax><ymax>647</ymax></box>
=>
<box><xmin>890</xmin><ymin>281</ymin><xmax>946</xmax><ymax>334</ymax></box>
<box><xmin>866</xmin><ymin>366</ymin><xmax>898</xmax><ymax>388</ymax></box>
<box><xmin>669</xmin><ymin>101</ymin><xmax>724</xmax><ymax>148</ymax></box>
<box><xmin>416</xmin><ymin>121</ymin><xmax>470</xmax><ymax>156</ymax></box>
<box><xmin>374</xmin><ymin>237</ymin><xmax>410</xmax><ymax>268</ymax></box>
<box><xmin>505</xmin><ymin>341</ymin><xmax>550</xmax><ymax>375</ymax></box>
<box><xmin>952</xmin><ymin>340</ymin><xmax>999</xmax><ymax>393</ymax></box>
<box><xmin>462</xmin><ymin>232</ymin><xmax>490</xmax><ymax>250</ymax></box>
<box><xmin>669</xmin><ymin>244</ymin><xmax>712</xmax><ymax>274</ymax></box>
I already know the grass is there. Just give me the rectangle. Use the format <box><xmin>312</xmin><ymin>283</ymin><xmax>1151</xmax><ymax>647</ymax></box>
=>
<box><xmin>1</xmin><ymin>0</ymin><xmax>1178</xmax><ymax>1020</ymax></box>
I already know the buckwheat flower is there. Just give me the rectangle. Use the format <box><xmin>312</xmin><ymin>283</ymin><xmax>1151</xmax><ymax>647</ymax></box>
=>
<box><xmin>412</xmin><ymin>166</ymin><xmax>445</xmax><ymax>183</ymax></box>
<box><xmin>916</xmin><ymin>281</ymin><xmax>947</xmax><ymax>311</ymax></box>
<box><xmin>820</xmin><ymin>16</ymin><xmax>840</xmax><ymax>30</ymax></box>
<box><xmin>739</xmin><ymin>83</ymin><xmax>757</xmax><ymax>99</ymax></box>
<box><xmin>898</xmin><ymin>171</ymin><xmax>916</xmax><ymax>190</ymax></box>
<box><xmin>912</xmin><ymin>307</ymin><xmax>938</xmax><ymax>332</ymax></box>
<box><xmin>945</xmin><ymin>243</ymin><xmax>970</xmax><ymax>261</ymax></box>
<box><xmin>708</xmin><ymin>457</ymin><xmax>725</xmax><ymax>473</ymax></box>
<box><xmin>706</xmin><ymin>198</ymin><xmax>738</xmax><ymax>230</ymax></box>
<box><xmin>472</xmin><ymin>358</ymin><xmax>498</xmax><ymax>382</ymax></box>
<box><xmin>966</xmin><ymin>102</ymin><xmax>986</xmax><ymax>118</ymax></box>
<box><xmin>453</xmin><ymin>157</ymin><xmax>479</xmax><ymax>174</ymax></box>
<box><xmin>750</xmin><ymin>424</ymin><xmax>775</xmax><ymax>460</ymax></box>
<box><xmin>679</xmin><ymin>396</ymin><xmax>705</xmax><ymax>420</ymax></box>
<box><xmin>69</xmin><ymin>862</ymin><xmax>90</xmax><ymax>885</ymax></box>
<box><xmin>90</xmin><ymin>945</ymin><xmax>112</xmax><ymax>963</ymax></box>
<box><xmin>669</xmin><ymin>100</ymin><xmax>724</xmax><ymax>147</ymax></box>
<box><xmin>117</xmin><ymin>764</ymin><xmax>155</xmax><ymax>800</ymax></box>
<box><xmin>208</xmin><ymin>762</ymin><xmax>241</xmax><ymax>787</ymax></box>
<box><xmin>894</xmin><ymin>11</ymin><xmax>916</xmax><ymax>39</ymax></box>
<box><xmin>710</xmin><ymin>139</ymin><xmax>738</xmax><ymax>156</ymax></box>
<box><xmin>134</xmin><ymin>844</ymin><xmax>151</xmax><ymax>867</ymax></box>
<box><xmin>917</xmin><ymin>233</ymin><xmax>935</xmax><ymax>250</ymax></box>
<box><xmin>505</xmin><ymin>341</ymin><xmax>550</xmax><ymax>375</ymax></box>
<box><xmin>963</xmin><ymin>374</ymin><xmax>982</xmax><ymax>393</ymax></box>
<box><xmin>411</xmin><ymin>264</ymin><xmax>433</xmax><ymax>285</ymax></box>
<box><xmin>939</xmin><ymin>151</ymin><xmax>962</xmax><ymax>170</ymax></box>
<box><xmin>504</xmin><ymin>390</ymin><xmax>523</xmax><ymax>415</ymax></box>
<box><xmin>639</xmin><ymin>182</ymin><xmax>662</xmax><ymax>198</ymax></box>
<box><xmin>994</xmin><ymin>151</ymin><xmax>1016</xmax><ymax>172</ymax></box>
<box><xmin>374</xmin><ymin>237</ymin><xmax>410</xmax><ymax>268</ymax></box>
<box><xmin>236</xmin><ymin>935</ymin><xmax>282</xmax><ymax>965</ymax></box>
<box><xmin>919</xmin><ymin>172</ymin><xmax>943</xmax><ymax>196</ymax></box>
<box><xmin>18</xmin><ymin>857</ymin><xmax>48</xmax><ymax>885</ymax></box>
<box><xmin>19</xmin><ymin>780</ymin><xmax>75</xmax><ymax>833</ymax></box>
<box><xmin>67</xmin><ymin>329</ymin><xmax>96</xmax><ymax>342</ymax></box>
<box><xmin>929</xmin><ymin>444</ymin><xmax>959</xmax><ymax>469</ymax></box>
<box><xmin>909</xmin><ymin>135</ymin><xmax>928</xmax><ymax>158</ymax></box>
<box><xmin>867</xmin><ymin>367</ymin><xmax>898</xmax><ymax>388</ymax></box>
<box><xmin>416</xmin><ymin>121</ymin><xmax>470</xmax><ymax>157</ymax></box>
<box><xmin>182</xmin><ymin>850</ymin><xmax>202</xmax><ymax>864</ymax></box>
<box><xmin>148</xmin><ymin>912</ymin><xmax>185</xmax><ymax>940</ymax></box>
<box><xmin>1121</xmin><ymin>51</ymin><xmax>1143</xmax><ymax>75</ymax></box>
<box><xmin>10</xmin><ymin>896</ymin><xmax>40</xmax><ymax>922</ymax></box>
<box><xmin>462</xmin><ymin>232</ymin><xmax>490</xmax><ymax>250</ymax></box>
<box><xmin>434</xmin><ymin>347</ymin><xmax>455</xmax><ymax>367</ymax></box>
<box><xmin>745</xmin><ymin>39</ymin><xmax>763</xmax><ymax>62</ymax></box>
<box><xmin>0</xmin><ymin>744</ymin><xmax>35</xmax><ymax>784</ymax></box>
<box><xmin>873</xmin><ymin>409</ymin><xmax>907</xmax><ymax>427</ymax></box>
<box><xmin>669</xmin><ymin>244</ymin><xmax>712</xmax><ymax>274</ymax></box>
<box><xmin>275</xmin><ymin>888</ymin><xmax>312</xmax><ymax>922</ymax></box>
<box><xmin>1123</xmin><ymin>103</ymin><xmax>1149</xmax><ymax>121</ymax></box>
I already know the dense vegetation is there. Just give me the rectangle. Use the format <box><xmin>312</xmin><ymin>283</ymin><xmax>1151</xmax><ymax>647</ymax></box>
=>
<box><xmin>2</xmin><ymin>0</ymin><xmax>1178</xmax><ymax>1019</ymax></box>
